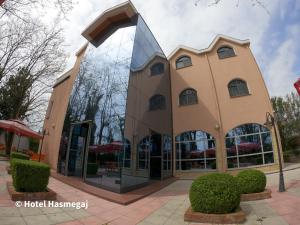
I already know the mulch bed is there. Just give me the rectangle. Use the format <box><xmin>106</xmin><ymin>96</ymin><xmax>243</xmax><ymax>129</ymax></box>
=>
<box><xmin>184</xmin><ymin>207</ymin><xmax>246</xmax><ymax>224</ymax></box>
<box><xmin>7</xmin><ymin>182</ymin><xmax>56</xmax><ymax>201</ymax></box>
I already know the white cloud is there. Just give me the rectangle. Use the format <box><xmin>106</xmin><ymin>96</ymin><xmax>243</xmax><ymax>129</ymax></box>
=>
<box><xmin>265</xmin><ymin>25</ymin><xmax>300</xmax><ymax>96</ymax></box>
<box><xmin>56</xmin><ymin>0</ymin><xmax>297</xmax><ymax>98</ymax></box>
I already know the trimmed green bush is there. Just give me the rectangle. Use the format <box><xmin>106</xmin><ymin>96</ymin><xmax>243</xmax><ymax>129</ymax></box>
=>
<box><xmin>11</xmin><ymin>159</ymin><xmax>50</xmax><ymax>192</ymax></box>
<box><xmin>236</xmin><ymin>169</ymin><xmax>266</xmax><ymax>194</ymax></box>
<box><xmin>10</xmin><ymin>152</ymin><xmax>30</xmax><ymax>161</ymax></box>
<box><xmin>189</xmin><ymin>173</ymin><xmax>240</xmax><ymax>214</ymax></box>
<box><xmin>87</xmin><ymin>163</ymin><xmax>98</xmax><ymax>175</ymax></box>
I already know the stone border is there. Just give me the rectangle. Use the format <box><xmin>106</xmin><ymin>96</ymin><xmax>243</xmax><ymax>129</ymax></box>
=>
<box><xmin>7</xmin><ymin>182</ymin><xmax>56</xmax><ymax>201</ymax></box>
<box><xmin>184</xmin><ymin>207</ymin><xmax>246</xmax><ymax>224</ymax></box>
<box><xmin>241</xmin><ymin>189</ymin><xmax>271</xmax><ymax>201</ymax></box>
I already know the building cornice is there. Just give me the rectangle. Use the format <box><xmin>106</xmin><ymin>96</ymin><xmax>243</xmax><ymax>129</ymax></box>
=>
<box><xmin>167</xmin><ymin>34</ymin><xmax>250</xmax><ymax>60</ymax></box>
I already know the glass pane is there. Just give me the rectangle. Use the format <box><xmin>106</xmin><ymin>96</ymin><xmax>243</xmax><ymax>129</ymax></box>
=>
<box><xmin>206</xmin><ymin>159</ymin><xmax>216</xmax><ymax>170</ymax></box>
<box><xmin>239</xmin><ymin>154</ymin><xmax>263</xmax><ymax>167</ymax></box>
<box><xmin>264</xmin><ymin>152</ymin><xmax>274</xmax><ymax>164</ymax></box>
<box><xmin>261</xmin><ymin>133</ymin><xmax>273</xmax><ymax>152</ymax></box>
<box><xmin>236</xmin><ymin>134</ymin><xmax>262</xmax><ymax>155</ymax></box>
<box><xmin>226</xmin><ymin>138</ymin><xmax>237</xmax><ymax>156</ymax></box>
<box><xmin>181</xmin><ymin>160</ymin><xmax>205</xmax><ymax>170</ymax></box>
<box><xmin>227</xmin><ymin>157</ymin><xmax>238</xmax><ymax>168</ymax></box>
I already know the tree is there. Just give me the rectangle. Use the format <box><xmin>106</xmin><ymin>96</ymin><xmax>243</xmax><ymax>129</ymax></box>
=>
<box><xmin>0</xmin><ymin>0</ymin><xmax>75</xmax><ymax>20</ymax></box>
<box><xmin>0</xmin><ymin>17</ymin><xmax>66</xmax><ymax>154</ymax></box>
<box><xmin>272</xmin><ymin>92</ymin><xmax>300</xmax><ymax>152</ymax></box>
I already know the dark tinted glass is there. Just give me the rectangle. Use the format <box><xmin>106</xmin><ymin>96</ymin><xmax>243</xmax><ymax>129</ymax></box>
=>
<box><xmin>149</xmin><ymin>95</ymin><xmax>166</xmax><ymax>110</ymax></box>
<box><xmin>176</xmin><ymin>56</ymin><xmax>192</xmax><ymax>69</ymax></box>
<box><xmin>57</xmin><ymin>15</ymin><xmax>172</xmax><ymax>193</ymax></box>
<box><xmin>150</xmin><ymin>63</ymin><xmax>164</xmax><ymax>75</ymax></box>
<box><xmin>217</xmin><ymin>46</ymin><xmax>235</xmax><ymax>59</ymax></box>
<box><xmin>228</xmin><ymin>79</ymin><xmax>249</xmax><ymax>97</ymax></box>
<box><xmin>179</xmin><ymin>89</ymin><xmax>197</xmax><ymax>106</ymax></box>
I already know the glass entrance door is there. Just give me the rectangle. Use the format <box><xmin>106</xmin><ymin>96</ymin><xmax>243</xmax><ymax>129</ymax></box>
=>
<box><xmin>66</xmin><ymin>122</ymin><xmax>90</xmax><ymax>177</ymax></box>
<box><xmin>162</xmin><ymin>135</ymin><xmax>172</xmax><ymax>179</ymax></box>
<box><xmin>150</xmin><ymin>133</ymin><xmax>162</xmax><ymax>179</ymax></box>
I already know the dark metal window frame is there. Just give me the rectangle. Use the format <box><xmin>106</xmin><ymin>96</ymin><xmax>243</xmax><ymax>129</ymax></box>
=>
<box><xmin>150</xmin><ymin>62</ymin><xmax>165</xmax><ymax>76</ymax></box>
<box><xmin>228</xmin><ymin>79</ymin><xmax>250</xmax><ymax>97</ymax></box>
<box><xmin>149</xmin><ymin>94</ymin><xmax>166</xmax><ymax>111</ymax></box>
<box><xmin>217</xmin><ymin>46</ymin><xmax>236</xmax><ymax>59</ymax></box>
<box><xmin>176</xmin><ymin>55</ymin><xmax>192</xmax><ymax>69</ymax></box>
<box><xmin>179</xmin><ymin>88</ymin><xmax>198</xmax><ymax>106</ymax></box>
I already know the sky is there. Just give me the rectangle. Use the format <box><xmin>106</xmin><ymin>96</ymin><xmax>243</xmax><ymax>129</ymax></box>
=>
<box><xmin>56</xmin><ymin>0</ymin><xmax>300</xmax><ymax>97</ymax></box>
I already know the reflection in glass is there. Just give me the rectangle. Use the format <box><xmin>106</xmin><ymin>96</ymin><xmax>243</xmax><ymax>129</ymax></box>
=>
<box><xmin>226</xmin><ymin>123</ymin><xmax>274</xmax><ymax>169</ymax></box>
<box><xmin>57</xmin><ymin>14</ymin><xmax>172</xmax><ymax>193</ymax></box>
<box><xmin>175</xmin><ymin>130</ymin><xmax>216</xmax><ymax>170</ymax></box>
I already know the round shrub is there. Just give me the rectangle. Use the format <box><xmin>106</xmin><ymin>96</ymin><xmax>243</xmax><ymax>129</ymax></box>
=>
<box><xmin>189</xmin><ymin>173</ymin><xmax>240</xmax><ymax>214</ymax></box>
<box><xmin>236</xmin><ymin>169</ymin><xmax>266</xmax><ymax>194</ymax></box>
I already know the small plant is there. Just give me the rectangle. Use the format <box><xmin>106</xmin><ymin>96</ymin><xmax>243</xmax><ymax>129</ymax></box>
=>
<box><xmin>189</xmin><ymin>173</ymin><xmax>240</xmax><ymax>214</ymax></box>
<box><xmin>236</xmin><ymin>169</ymin><xmax>266</xmax><ymax>194</ymax></box>
<box><xmin>11</xmin><ymin>158</ymin><xmax>50</xmax><ymax>192</ymax></box>
<box><xmin>10</xmin><ymin>152</ymin><xmax>30</xmax><ymax>161</ymax></box>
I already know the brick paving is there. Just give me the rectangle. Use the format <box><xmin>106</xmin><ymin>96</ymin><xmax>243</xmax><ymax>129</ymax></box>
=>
<box><xmin>1</xmin><ymin>160</ymin><xmax>300</xmax><ymax>225</ymax></box>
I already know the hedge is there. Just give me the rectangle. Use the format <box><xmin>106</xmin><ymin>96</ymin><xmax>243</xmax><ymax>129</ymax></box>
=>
<box><xmin>10</xmin><ymin>152</ymin><xmax>30</xmax><ymax>161</ymax></box>
<box><xmin>11</xmin><ymin>159</ymin><xmax>50</xmax><ymax>192</ymax></box>
<box><xmin>236</xmin><ymin>169</ymin><xmax>266</xmax><ymax>194</ymax></box>
<box><xmin>189</xmin><ymin>173</ymin><xmax>240</xmax><ymax>214</ymax></box>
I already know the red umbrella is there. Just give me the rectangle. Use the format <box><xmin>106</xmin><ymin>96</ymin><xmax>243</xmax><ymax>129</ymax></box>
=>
<box><xmin>0</xmin><ymin>0</ymin><xmax>5</xmax><ymax>6</ymax></box>
<box><xmin>0</xmin><ymin>119</ymin><xmax>42</xmax><ymax>154</ymax></box>
<box><xmin>0</xmin><ymin>120</ymin><xmax>42</xmax><ymax>139</ymax></box>
<box><xmin>89</xmin><ymin>141</ymin><xmax>123</xmax><ymax>153</ymax></box>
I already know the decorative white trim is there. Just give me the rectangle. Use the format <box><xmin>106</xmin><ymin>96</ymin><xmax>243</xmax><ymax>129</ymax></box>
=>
<box><xmin>81</xmin><ymin>1</ymin><xmax>138</xmax><ymax>42</ymax></box>
<box><xmin>53</xmin><ymin>69</ymin><xmax>73</xmax><ymax>88</ymax></box>
<box><xmin>167</xmin><ymin>34</ymin><xmax>250</xmax><ymax>60</ymax></box>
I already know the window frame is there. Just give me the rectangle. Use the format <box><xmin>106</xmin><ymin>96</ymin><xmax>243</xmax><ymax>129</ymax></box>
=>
<box><xmin>137</xmin><ymin>137</ymin><xmax>151</xmax><ymax>170</ymax></box>
<box><xmin>175</xmin><ymin>130</ymin><xmax>217</xmax><ymax>171</ymax></box>
<box><xmin>150</xmin><ymin>62</ymin><xmax>165</xmax><ymax>76</ymax></box>
<box><xmin>149</xmin><ymin>94</ymin><xmax>166</xmax><ymax>111</ymax></box>
<box><xmin>226</xmin><ymin>124</ymin><xmax>275</xmax><ymax>169</ymax></box>
<box><xmin>217</xmin><ymin>46</ymin><xmax>236</xmax><ymax>59</ymax></box>
<box><xmin>179</xmin><ymin>88</ymin><xmax>198</xmax><ymax>106</ymax></box>
<box><xmin>175</xmin><ymin>55</ymin><xmax>192</xmax><ymax>69</ymax></box>
<box><xmin>228</xmin><ymin>79</ymin><xmax>250</xmax><ymax>98</ymax></box>
<box><xmin>123</xmin><ymin>139</ymin><xmax>131</xmax><ymax>168</ymax></box>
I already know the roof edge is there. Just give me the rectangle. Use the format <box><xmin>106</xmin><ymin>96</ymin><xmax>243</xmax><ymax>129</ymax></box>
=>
<box><xmin>167</xmin><ymin>34</ymin><xmax>250</xmax><ymax>60</ymax></box>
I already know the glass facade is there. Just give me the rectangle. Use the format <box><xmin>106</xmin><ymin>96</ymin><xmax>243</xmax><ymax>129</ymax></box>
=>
<box><xmin>175</xmin><ymin>130</ymin><xmax>216</xmax><ymax>171</ymax></box>
<box><xmin>57</xmin><ymin>15</ymin><xmax>172</xmax><ymax>193</ymax></box>
<box><xmin>226</xmin><ymin>123</ymin><xmax>274</xmax><ymax>168</ymax></box>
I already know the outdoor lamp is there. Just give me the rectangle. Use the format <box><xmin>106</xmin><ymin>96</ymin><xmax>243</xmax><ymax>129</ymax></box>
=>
<box><xmin>264</xmin><ymin>112</ymin><xmax>285</xmax><ymax>192</ymax></box>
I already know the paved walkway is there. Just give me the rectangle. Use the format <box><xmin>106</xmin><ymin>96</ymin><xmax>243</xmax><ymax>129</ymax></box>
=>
<box><xmin>0</xmin><ymin>160</ymin><xmax>300</xmax><ymax>225</ymax></box>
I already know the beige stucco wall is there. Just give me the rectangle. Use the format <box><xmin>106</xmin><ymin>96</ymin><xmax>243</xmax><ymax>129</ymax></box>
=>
<box><xmin>169</xmin><ymin>38</ymin><xmax>282</xmax><ymax>178</ymax></box>
<box><xmin>42</xmin><ymin>45</ymin><xmax>88</xmax><ymax>170</ymax></box>
<box><xmin>43</xmin><ymin>37</ymin><xmax>283</xmax><ymax>179</ymax></box>
<box><xmin>124</xmin><ymin>56</ymin><xmax>172</xmax><ymax>175</ymax></box>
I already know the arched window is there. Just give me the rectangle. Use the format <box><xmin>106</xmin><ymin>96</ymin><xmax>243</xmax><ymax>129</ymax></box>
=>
<box><xmin>217</xmin><ymin>46</ymin><xmax>235</xmax><ymax>59</ymax></box>
<box><xmin>150</xmin><ymin>63</ymin><xmax>164</xmax><ymax>76</ymax></box>
<box><xmin>228</xmin><ymin>79</ymin><xmax>249</xmax><ymax>97</ymax></box>
<box><xmin>226</xmin><ymin>123</ymin><xmax>274</xmax><ymax>169</ymax></box>
<box><xmin>175</xmin><ymin>130</ymin><xmax>216</xmax><ymax>170</ymax></box>
<box><xmin>179</xmin><ymin>88</ymin><xmax>197</xmax><ymax>106</ymax></box>
<box><xmin>149</xmin><ymin>94</ymin><xmax>166</xmax><ymax>111</ymax></box>
<box><xmin>123</xmin><ymin>139</ymin><xmax>131</xmax><ymax>168</ymax></box>
<box><xmin>176</xmin><ymin>55</ymin><xmax>192</xmax><ymax>69</ymax></box>
<box><xmin>138</xmin><ymin>136</ymin><xmax>151</xmax><ymax>169</ymax></box>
